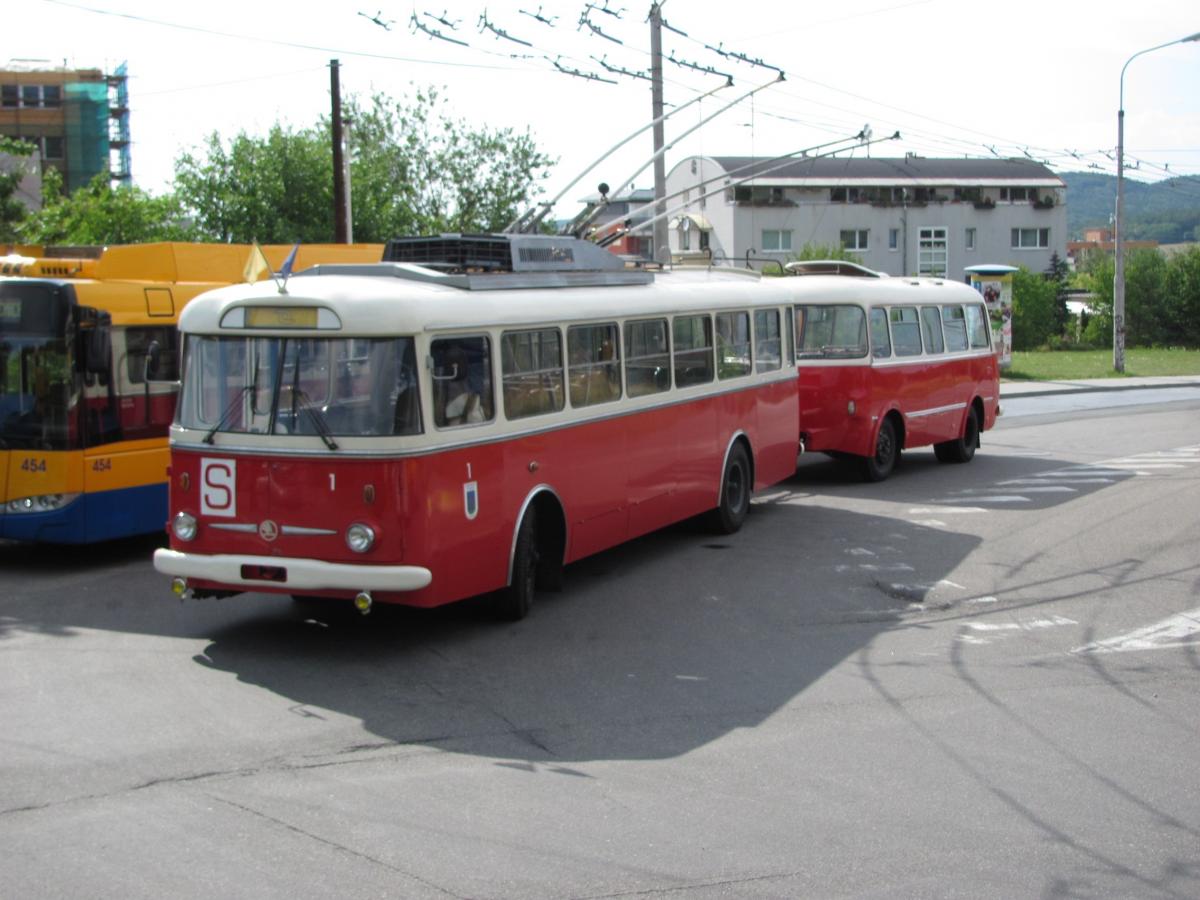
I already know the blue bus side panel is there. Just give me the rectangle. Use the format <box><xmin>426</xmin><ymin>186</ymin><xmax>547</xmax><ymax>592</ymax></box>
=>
<box><xmin>0</xmin><ymin>483</ymin><xmax>167</xmax><ymax>544</ymax></box>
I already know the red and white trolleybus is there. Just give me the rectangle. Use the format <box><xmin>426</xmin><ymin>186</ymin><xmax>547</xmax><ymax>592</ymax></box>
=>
<box><xmin>153</xmin><ymin>235</ymin><xmax>801</xmax><ymax>618</ymax></box>
<box><xmin>784</xmin><ymin>260</ymin><xmax>1000</xmax><ymax>481</ymax></box>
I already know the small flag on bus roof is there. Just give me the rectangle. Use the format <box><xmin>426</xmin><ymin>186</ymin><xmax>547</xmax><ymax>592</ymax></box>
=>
<box><xmin>242</xmin><ymin>242</ymin><xmax>271</xmax><ymax>284</ymax></box>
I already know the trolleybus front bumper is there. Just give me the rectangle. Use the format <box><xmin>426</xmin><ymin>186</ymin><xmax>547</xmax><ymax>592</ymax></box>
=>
<box><xmin>153</xmin><ymin>549</ymin><xmax>432</xmax><ymax>592</ymax></box>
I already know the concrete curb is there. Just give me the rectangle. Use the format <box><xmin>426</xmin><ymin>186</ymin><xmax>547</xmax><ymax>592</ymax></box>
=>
<box><xmin>1000</xmin><ymin>377</ymin><xmax>1200</xmax><ymax>398</ymax></box>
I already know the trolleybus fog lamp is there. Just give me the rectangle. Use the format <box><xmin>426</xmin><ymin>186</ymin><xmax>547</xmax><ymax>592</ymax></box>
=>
<box><xmin>346</xmin><ymin>523</ymin><xmax>376</xmax><ymax>553</ymax></box>
<box><xmin>172</xmin><ymin>511</ymin><xmax>198</xmax><ymax>541</ymax></box>
<box><xmin>171</xmin><ymin>577</ymin><xmax>189</xmax><ymax>597</ymax></box>
<box><xmin>354</xmin><ymin>591</ymin><xmax>373</xmax><ymax>615</ymax></box>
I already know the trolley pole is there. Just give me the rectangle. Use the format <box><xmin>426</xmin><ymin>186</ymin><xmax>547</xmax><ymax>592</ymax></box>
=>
<box><xmin>331</xmin><ymin>59</ymin><xmax>348</xmax><ymax>244</ymax></box>
<box><xmin>649</xmin><ymin>4</ymin><xmax>668</xmax><ymax>263</ymax></box>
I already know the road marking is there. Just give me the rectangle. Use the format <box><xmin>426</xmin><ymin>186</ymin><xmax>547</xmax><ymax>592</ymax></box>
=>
<box><xmin>1072</xmin><ymin>607</ymin><xmax>1200</xmax><ymax>654</ymax></box>
<box><xmin>967</xmin><ymin>615</ymin><xmax>1078</xmax><ymax>632</ymax></box>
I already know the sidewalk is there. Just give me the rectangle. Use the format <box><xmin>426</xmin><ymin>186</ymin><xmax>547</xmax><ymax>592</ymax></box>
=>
<box><xmin>1000</xmin><ymin>374</ymin><xmax>1200</xmax><ymax>397</ymax></box>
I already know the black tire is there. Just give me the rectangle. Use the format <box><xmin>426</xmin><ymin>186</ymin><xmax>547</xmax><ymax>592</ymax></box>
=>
<box><xmin>934</xmin><ymin>407</ymin><xmax>979</xmax><ymax>464</ymax></box>
<box><xmin>709</xmin><ymin>442</ymin><xmax>752</xmax><ymax>534</ymax></box>
<box><xmin>496</xmin><ymin>510</ymin><xmax>538</xmax><ymax>621</ymax></box>
<box><xmin>861</xmin><ymin>417</ymin><xmax>898</xmax><ymax>482</ymax></box>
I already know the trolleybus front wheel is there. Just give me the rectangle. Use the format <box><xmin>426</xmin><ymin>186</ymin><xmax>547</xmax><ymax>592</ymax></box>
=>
<box><xmin>934</xmin><ymin>406</ymin><xmax>979</xmax><ymax>464</ymax></box>
<box><xmin>861</xmin><ymin>418</ymin><xmax>898</xmax><ymax>482</ymax></box>
<box><xmin>709</xmin><ymin>442</ymin><xmax>751</xmax><ymax>534</ymax></box>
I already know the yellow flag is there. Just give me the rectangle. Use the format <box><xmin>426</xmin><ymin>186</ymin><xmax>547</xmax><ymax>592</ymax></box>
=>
<box><xmin>242</xmin><ymin>242</ymin><xmax>271</xmax><ymax>283</ymax></box>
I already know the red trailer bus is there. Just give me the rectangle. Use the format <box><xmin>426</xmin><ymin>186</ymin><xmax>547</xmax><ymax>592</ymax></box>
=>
<box><xmin>785</xmin><ymin>261</ymin><xmax>1000</xmax><ymax>481</ymax></box>
<box><xmin>153</xmin><ymin>234</ymin><xmax>800</xmax><ymax>619</ymax></box>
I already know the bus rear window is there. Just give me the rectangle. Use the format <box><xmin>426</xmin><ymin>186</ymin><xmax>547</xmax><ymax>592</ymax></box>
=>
<box><xmin>754</xmin><ymin>309</ymin><xmax>782</xmax><ymax>372</ymax></box>
<box><xmin>869</xmin><ymin>308</ymin><xmax>891</xmax><ymax>358</ymax></box>
<box><xmin>920</xmin><ymin>306</ymin><xmax>944</xmax><ymax>354</ymax></box>
<box><xmin>965</xmin><ymin>305</ymin><xmax>990</xmax><ymax>349</ymax></box>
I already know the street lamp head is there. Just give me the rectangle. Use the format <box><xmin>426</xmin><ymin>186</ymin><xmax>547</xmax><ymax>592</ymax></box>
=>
<box><xmin>1183</xmin><ymin>32</ymin><xmax>1200</xmax><ymax>42</ymax></box>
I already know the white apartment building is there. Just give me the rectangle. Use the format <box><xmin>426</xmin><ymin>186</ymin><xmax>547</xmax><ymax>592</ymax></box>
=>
<box><xmin>663</xmin><ymin>155</ymin><xmax>1067</xmax><ymax>281</ymax></box>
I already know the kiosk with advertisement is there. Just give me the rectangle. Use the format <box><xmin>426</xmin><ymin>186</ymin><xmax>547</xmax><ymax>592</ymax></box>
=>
<box><xmin>965</xmin><ymin>264</ymin><xmax>1016</xmax><ymax>369</ymax></box>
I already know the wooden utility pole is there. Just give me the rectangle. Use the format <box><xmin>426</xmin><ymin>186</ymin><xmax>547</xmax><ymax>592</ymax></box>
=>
<box><xmin>330</xmin><ymin>59</ymin><xmax>348</xmax><ymax>243</ymax></box>
<box><xmin>649</xmin><ymin>4</ymin><xmax>668</xmax><ymax>263</ymax></box>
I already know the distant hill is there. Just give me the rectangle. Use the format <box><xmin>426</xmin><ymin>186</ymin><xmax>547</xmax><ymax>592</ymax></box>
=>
<box><xmin>1059</xmin><ymin>170</ymin><xmax>1200</xmax><ymax>242</ymax></box>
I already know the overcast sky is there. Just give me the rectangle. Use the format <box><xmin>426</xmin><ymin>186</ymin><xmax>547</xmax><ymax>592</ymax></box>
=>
<box><xmin>11</xmin><ymin>0</ymin><xmax>1200</xmax><ymax>217</ymax></box>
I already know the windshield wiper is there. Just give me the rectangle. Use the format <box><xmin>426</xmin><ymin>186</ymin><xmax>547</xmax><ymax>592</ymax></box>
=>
<box><xmin>203</xmin><ymin>386</ymin><xmax>254</xmax><ymax>444</ymax></box>
<box><xmin>292</xmin><ymin>388</ymin><xmax>339</xmax><ymax>451</ymax></box>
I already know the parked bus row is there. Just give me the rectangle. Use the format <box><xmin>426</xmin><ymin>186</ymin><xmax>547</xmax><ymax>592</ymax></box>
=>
<box><xmin>152</xmin><ymin>234</ymin><xmax>999</xmax><ymax>618</ymax></box>
<box><xmin>1</xmin><ymin>242</ymin><xmax>383</xmax><ymax>542</ymax></box>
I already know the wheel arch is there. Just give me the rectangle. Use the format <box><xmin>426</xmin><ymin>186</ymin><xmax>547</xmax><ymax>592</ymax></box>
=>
<box><xmin>717</xmin><ymin>430</ymin><xmax>755</xmax><ymax>502</ymax></box>
<box><xmin>507</xmin><ymin>485</ymin><xmax>567</xmax><ymax>587</ymax></box>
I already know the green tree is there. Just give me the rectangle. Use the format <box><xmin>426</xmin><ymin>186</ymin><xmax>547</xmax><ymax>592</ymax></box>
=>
<box><xmin>790</xmin><ymin>243</ymin><xmax>862</xmax><ymax>262</ymax></box>
<box><xmin>0</xmin><ymin>136</ymin><xmax>35</xmax><ymax>242</ymax></box>
<box><xmin>173</xmin><ymin>87</ymin><xmax>554</xmax><ymax>243</ymax></box>
<box><xmin>1011</xmin><ymin>266</ymin><xmax>1058</xmax><ymax>350</ymax></box>
<box><xmin>18</xmin><ymin>169</ymin><xmax>197</xmax><ymax>245</ymax></box>
<box><xmin>1161</xmin><ymin>246</ymin><xmax>1200</xmax><ymax>346</ymax></box>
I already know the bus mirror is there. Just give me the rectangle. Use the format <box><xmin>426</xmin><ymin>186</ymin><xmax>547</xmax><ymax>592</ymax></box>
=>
<box><xmin>143</xmin><ymin>340</ymin><xmax>180</xmax><ymax>384</ymax></box>
<box><xmin>85</xmin><ymin>324</ymin><xmax>112</xmax><ymax>375</ymax></box>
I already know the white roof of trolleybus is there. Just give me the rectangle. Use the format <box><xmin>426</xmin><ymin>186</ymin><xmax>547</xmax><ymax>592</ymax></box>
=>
<box><xmin>178</xmin><ymin>266</ymin><xmax>985</xmax><ymax>337</ymax></box>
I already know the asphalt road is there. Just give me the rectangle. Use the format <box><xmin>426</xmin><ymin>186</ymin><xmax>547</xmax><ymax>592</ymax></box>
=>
<box><xmin>2</xmin><ymin>392</ymin><xmax>1198</xmax><ymax>899</ymax></box>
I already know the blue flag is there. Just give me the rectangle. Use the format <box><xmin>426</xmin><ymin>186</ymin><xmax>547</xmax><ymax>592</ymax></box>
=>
<box><xmin>279</xmin><ymin>243</ymin><xmax>300</xmax><ymax>280</ymax></box>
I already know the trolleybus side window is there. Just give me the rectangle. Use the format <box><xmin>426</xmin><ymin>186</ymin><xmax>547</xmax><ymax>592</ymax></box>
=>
<box><xmin>965</xmin><ymin>304</ymin><xmax>990</xmax><ymax>349</ymax></box>
<box><xmin>942</xmin><ymin>305</ymin><xmax>968</xmax><ymax>352</ymax></box>
<box><xmin>624</xmin><ymin>318</ymin><xmax>671</xmax><ymax>397</ymax></box>
<box><xmin>890</xmin><ymin>306</ymin><xmax>923</xmax><ymax>356</ymax></box>
<box><xmin>673</xmin><ymin>314</ymin><xmax>714</xmax><ymax>387</ymax></box>
<box><xmin>920</xmin><ymin>306</ymin><xmax>945</xmax><ymax>354</ymax></box>
<box><xmin>869</xmin><ymin>307</ymin><xmax>891</xmax><ymax>358</ymax></box>
<box><xmin>753</xmin><ymin>309</ymin><xmax>782</xmax><ymax>372</ymax></box>
<box><xmin>795</xmin><ymin>304</ymin><xmax>867</xmax><ymax>359</ymax></box>
<box><xmin>567</xmin><ymin>323</ymin><xmax>621</xmax><ymax>408</ymax></box>
<box><xmin>431</xmin><ymin>336</ymin><xmax>494</xmax><ymax>427</ymax></box>
<box><xmin>502</xmin><ymin>328</ymin><xmax>565</xmax><ymax>419</ymax></box>
<box><xmin>716</xmin><ymin>311</ymin><xmax>752</xmax><ymax>379</ymax></box>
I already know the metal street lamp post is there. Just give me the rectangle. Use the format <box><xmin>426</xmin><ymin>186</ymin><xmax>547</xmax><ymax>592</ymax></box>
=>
<box><xmin>1114</xmin><ymin>31</ymin><xmax>1200</xmax><ymax>372</ymax></box>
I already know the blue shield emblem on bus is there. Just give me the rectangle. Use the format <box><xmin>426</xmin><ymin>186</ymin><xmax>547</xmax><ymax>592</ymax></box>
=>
<box><xmin>463</xmin><ymin>481</ymin><xmax>479</xmax><ymax>520</ymax></box>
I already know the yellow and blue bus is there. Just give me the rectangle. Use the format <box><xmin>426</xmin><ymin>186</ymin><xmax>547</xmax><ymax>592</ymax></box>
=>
<box><xmin>1</xmin><ymin>242</ymin><xmax>383</xmax><ymax>542</ymax></box>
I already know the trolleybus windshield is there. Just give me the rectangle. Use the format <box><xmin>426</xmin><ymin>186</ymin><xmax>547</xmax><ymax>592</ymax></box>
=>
<box><xmin>0</xmin><ymin>282</ymin><xmax>74</xmax><ymax>450</ymax></box>
<box><xmin>178</xmin><ymin>335</ymin><xmax>422</xmax><ymax>439</ymax></box>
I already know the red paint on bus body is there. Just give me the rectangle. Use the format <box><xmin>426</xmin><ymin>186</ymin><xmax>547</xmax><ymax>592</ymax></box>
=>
<box><xmin>167</xmin><ymin>380</ymin><xmax>798</xmax><ymax>608</ymax></box>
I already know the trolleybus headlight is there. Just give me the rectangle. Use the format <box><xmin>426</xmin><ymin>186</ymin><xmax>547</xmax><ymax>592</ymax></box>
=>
<box><xmin>7</xmin><ymin>492</ymin><xmax>80</xmax><ymax>514</ymax></box>
<box><xmin>346</xmin><ymin>523</ymin><xmax>375</xmax><ymax>553</ymax></box>
<box><xmin>172</xmin><ymin>511</ymin><xmax>198</xmax><ymax>542</ymax></box>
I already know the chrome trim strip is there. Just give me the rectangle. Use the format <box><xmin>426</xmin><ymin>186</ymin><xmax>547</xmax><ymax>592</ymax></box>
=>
<box><xmin>906</xmin><ymin>402</ymin><xmax>967</xmax><ymax>419</ymax></box>
<box><xmin>281</xmin><ymin>525</ymin><xmax>339</xmax><ymax>536</ymax></box>
<box><xmin>209</xmin><ymin>523</ymin><xmax>258</xmax><ymax>533</ymax></box>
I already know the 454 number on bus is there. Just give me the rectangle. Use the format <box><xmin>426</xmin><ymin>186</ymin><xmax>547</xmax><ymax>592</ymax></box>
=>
<box><xmin>20</xmin><ymin>458</ymin><xmax>47</xmax><ymax>473</ymax></box>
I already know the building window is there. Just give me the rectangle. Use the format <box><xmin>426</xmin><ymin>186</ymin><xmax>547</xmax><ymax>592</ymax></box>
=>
<box><xmin>43</xmin><ymin>136</ymin><xmax>64</xmax><ymax>159</ymax></box>
<box><xmin>918</xmin><ymin>227</ymin><xmax>948</xmax><ymax>277</ymax></box>
<box><xmin>965</xmin><ymin>227</ymin><xmax>976</xmax><ymax>251</ymax></box>
<box><xmin>888</xmin><ymin>228</ymin><xmax>899</xmax><ymax>251</ymax></box>
<box><xmin>42</xmin><ymin>85</ymin><xmax>61</xmax><ymax>108</ymax></box>
<box><xmin>1011</xmin><ymin>228</ymin><xmax>1050</xmax><ymax>249</ymax></box>
<box><xmin>21</xmin><ymin>85</ymin><xmax>41</xmax><ymax>107</ymax></box>
<box><xmin>840</xmin><ymin>229</ymin><xmax>868</xmax><ymax>251</ymax></box>
<box><xmin>1</xmin><ymin>85</ymin><xmax>17</xmax><ymax>108</ymax></box>
<box><xmin>1001</xmin><ymin>187</ymin><xmax>1031</xmax><ymax>202</ymax></box>
<box><xmin>762</xmin><ymin>229</ymin><xmax>792</xmax><ymax>252</ymax></box>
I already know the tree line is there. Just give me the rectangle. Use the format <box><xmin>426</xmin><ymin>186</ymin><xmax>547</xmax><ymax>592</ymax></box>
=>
<box><xmin>1011</xmin><ymin>247</ymin><xmax>1200</xmax><ymax>350</ymax></box>
<box><xmin>0</xmin><ymin>88</ymin><xmax>553</xmax><ymax>246</ymax></box>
